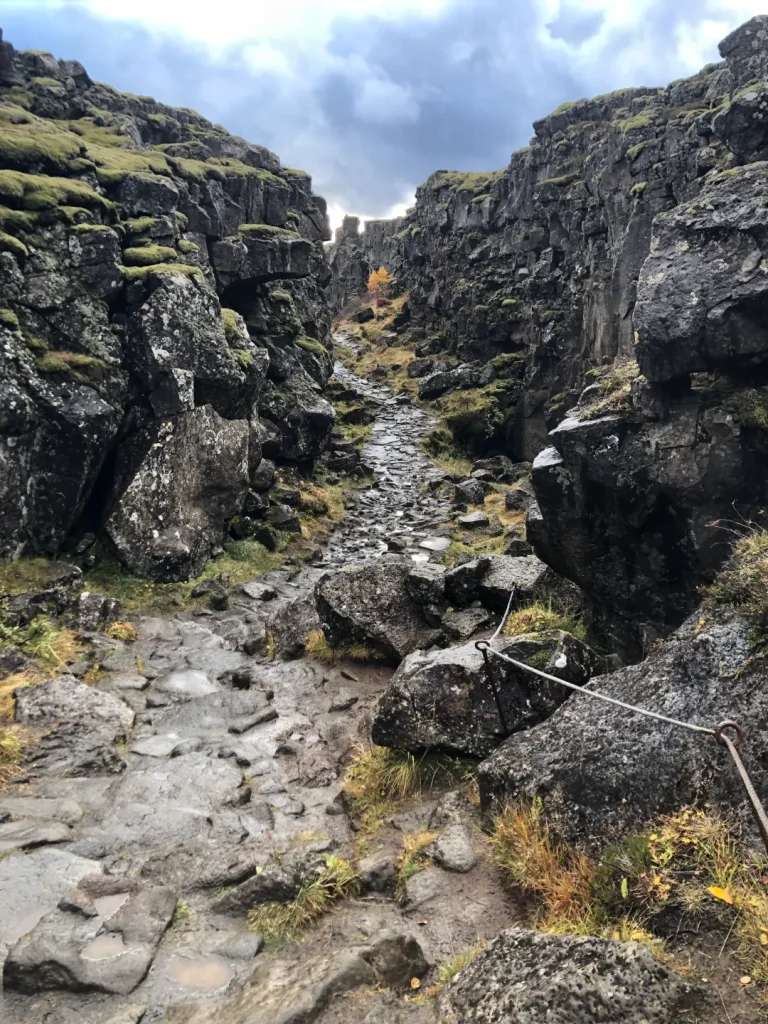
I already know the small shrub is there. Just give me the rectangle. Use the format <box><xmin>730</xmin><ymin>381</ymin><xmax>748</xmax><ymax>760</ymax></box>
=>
<box><xmin>247</xmin><ymin>854</ymin><xmax>358</xmax><ymax>941</ymax></box>
<box><xmin>106</xmin><ymin>621</ymin><xmax>138</xmax><ymax>643</ymax></box>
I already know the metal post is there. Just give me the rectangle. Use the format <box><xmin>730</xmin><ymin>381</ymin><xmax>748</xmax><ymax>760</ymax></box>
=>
<box><xmin>476</xmin><ymin>639</ymin><xmax>509</xmax><ymax>735</ymax></box>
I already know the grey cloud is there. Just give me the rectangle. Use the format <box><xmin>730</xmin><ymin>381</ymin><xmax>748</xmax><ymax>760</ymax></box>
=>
<box><xmin>0</xmin><ymin>1</ymin><xmax>752</xmax><ymax>218</ymax></box>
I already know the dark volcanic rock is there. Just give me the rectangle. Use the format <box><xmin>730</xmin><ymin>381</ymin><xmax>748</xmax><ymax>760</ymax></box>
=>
<box><xmin>479</xmin><ymin>611</ymin><xmax>767</xmax><ymax>845</ymax></box>
<box><xmin>528</xmin><ymin>388</ymin><xmax>768</xmax><ymax>643</ymax></box>
<box><xmin>0</xmin><ymin>37</ymin><xmax>333</xmax><ymax>574</ymax></box>
<box><xmin>372</xmin><ymin>630</ymin><xmax>595</xmax><ymax>757</ymax></box>
<box><xmin>105</xmin><ymin>405</ymin><xmax>250</xmax><ymax>581</ymax></box>
<box><xmin>438</xmin><ymin>928</ymin><xmax>706</xmax><ymax>1024</ymax></box>
<box><xmin>635</xmin><ymin>163</ymin><xmax>768</xmax><ymax>382</ymax></box>
<box><xmin>315</xmin><ymin>558</ymin><xmax>439</xmax><ymax>663</ymax></box>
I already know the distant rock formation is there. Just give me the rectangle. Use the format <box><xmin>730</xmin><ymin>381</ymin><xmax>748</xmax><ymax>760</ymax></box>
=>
<box><xmin>330</xmin><ymin>15</ymin><xmax>768</xmax><ymax>648</ymax></box>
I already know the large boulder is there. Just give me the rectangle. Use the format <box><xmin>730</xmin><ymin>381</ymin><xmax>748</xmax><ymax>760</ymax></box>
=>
<box><xmin>372</xmin><ymin>631</ymin><xmax>595</xmax><ymax>758</ymax></box>
<box><xmin>529</xmin><ymin>390</ymin><xmax>768</xmax><ymax>646</ymax></box>
<box><xmin>479</xmin><ymin>611</ymin><xmax>768</xmax><ymax>845</ymax></box>
<box><xmin>635</xmin><ymin>163</ymin><xmax>768</xmax><ymax>382</ymax></box>
<box><xmin>438</xmin><ymin>928</ymin><xmax>706</xmax><ymax>1024</ymax></box>
<box><xmin>444</xmin><ymin>554</ymin><xmax>555</xmax><ymax>612</ymax></box>
<box><xmin>315</xmin><ymin>558</ymin><xmax>439</xmax><ymax>664</ymax></box>
<box><xmin>105</xmin><ymin>405</ymin><xmax>250</xmax><ymax>580</ymax></box>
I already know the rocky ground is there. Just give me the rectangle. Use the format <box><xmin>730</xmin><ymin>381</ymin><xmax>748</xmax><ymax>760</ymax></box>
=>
<box><xmin>2</xmin><ymin>338</ymin><xmax>765</xmax><ymax>1024</ymax></box>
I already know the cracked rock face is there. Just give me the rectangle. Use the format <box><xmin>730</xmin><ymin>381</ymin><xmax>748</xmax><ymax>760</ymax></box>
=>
<box><xmin>478</xmin><ymin>611</ymin><xmax>768</xmax><ymax>846</ymax></box>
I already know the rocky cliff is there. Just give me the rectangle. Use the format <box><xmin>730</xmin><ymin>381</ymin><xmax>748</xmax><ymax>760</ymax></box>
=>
<box><xmin>330</xmin><ymin>16</ymin><xmax>768</xmax><ymax>647</ymax></box>
<box><xmin>0</xmin><ymin>29</ymin><xmax>334</xmax><ymax>580</ymax></box>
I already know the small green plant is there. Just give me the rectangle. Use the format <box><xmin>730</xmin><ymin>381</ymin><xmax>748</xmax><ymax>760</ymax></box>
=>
<box><xmin>105</xmin><ymin>621</ymin><xmax>138</xmax><ymax>643</ymax></box>
<box><xmin>0</xmin><ymin>615</ymin><xmax>80</xmax><ymax>669</ymax></box>
<box><xmin>247</xmin><ymin>854</ymin><xmax>359</xmax><ymax>941</ymax></box>
<box><xmin>396</xmin><ymin>830</ymin><xmax>437</xmax><ymax>895</ymax></box>
<box><xmin>0</xmin><ymin>726</ymin><xmax>24</xmax><ymax>787</ymax></box>
<box><xmin>343</xmin><ymin>745</ymin><xmax>474</xmax><ymax>838</ymax></box>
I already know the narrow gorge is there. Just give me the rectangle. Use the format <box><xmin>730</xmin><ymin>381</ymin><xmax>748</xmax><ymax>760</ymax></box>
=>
<box><xmin>1</xmin><ymin>15</ymin><xmax>768</xmax><ymax>1024</ymax></box>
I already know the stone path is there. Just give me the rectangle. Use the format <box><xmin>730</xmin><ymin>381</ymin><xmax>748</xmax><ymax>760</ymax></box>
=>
<box><xmin>0</xmin><ymin>341</ymin><xmax>512</xmax><ymax>1024</ymax></box>
<box><xmin>324</xmin><ymin>357</ymin><xmax>454</xmax><ymax>567</ymax></box>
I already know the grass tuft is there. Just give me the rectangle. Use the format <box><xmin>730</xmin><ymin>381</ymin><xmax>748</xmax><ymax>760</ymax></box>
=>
<box><xmin>709</xmin><ymin>528</ymin><xmax>768</xmax><ymax>632</ymax></box>
<box><xmin>247</xmin><ymin>854</ymin><xmax>359</xmax><ymax>942</ymax></box>
<box><xmin>105</xmin><ymin>621</ymin><xmax>138</xmax><ymax>643</ymax></box>
<box><xmin>503</xmin><ymin>601</ymin><xmax>586</xmax><ymax>642</ymax></box>
<box><xmin>577</xmin><ymin>359</ymin><xmax>641</xmax><ymax>420</ymax></box>
<box><xmin>396</xmin><ymin>830</ymin><xmax>437</xmax><ymax>896</ymax></box>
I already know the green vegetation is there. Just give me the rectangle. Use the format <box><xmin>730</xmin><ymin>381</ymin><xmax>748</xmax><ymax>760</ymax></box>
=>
<box><xmin>238</xmin><ymin>222</ymin><xmax>299</xmax><ymax>239</ymax></box>
<box><xmin>630</xmin><ymin>181</ymin><xmax>648</xmax><ymax>197</ymax></box>
<box><xmin>343</xmin><ymin>744</ymin><xmax>474</xmax><ymax>839</ymax></box>
<box><xmin>121</xmin><ymin>262</ymin><xmax>203</xmax><ymax>282</ymax></box>
<box><xmin>177</xmin><ymin>239</ymin><xmax>198</xmax><ymax>254</ymax></box>
<box><xmin>428</xmin><ymin>170</ymin><xmax>503</xmax><ymax>194</ymax></box>
<box><xmin>0</xmin><ymin>230</ymin><xmax>28</xmax><ymax>257</ymax></box>
<box><xmin>86</xmin><ymin>144</ymin><xmax>170</xmax><ymax>185</ymax></box>
<box><xmin>0</xmin><ymin>308</ymin><xmax>19</xmax><ymax>330</ymax></box>
<box><xmin>105</xmin><ymin>621</ymin><xmax>138</xmax><ymax>642</ymax></box>
<box><xmin>232</xmin><ymin>348</ymin><xmax>254</xmax><ymax>370</ymax></box>
<box><xmin>220</xmin><ymin>307</ymin><xmax>243</xmax><ymax>343</ymax></box>
<box><xmin>422</xmin><ymin>427</ymin><xmax>473</xmax><ymax>476</ymax></box>
<box><xmin>709</xmin><ymin>528</ymin><xmax>768</xmax><ymax>632</ymax></box>
<box><xmin>271</xmin><ymin>288</ymin><xmax>292</xmax><ymax>303</ymax></box>
<box><xmin>502</xmin><ymin>601</ymin><xmax>586</xmax><ymax>642</ymax></box>
<box><xmin>123</xmin><ymin>215</ymin><xmax>160</xmax><ymax>235</ymax></box>
<box><xmin>626</xmin><ymin>141</ymin><xmax>649</xmax><ymax>161</ymax></box>
<box><xmin>0</xmin><ymin>117</ymin><xmax>84</xmax><ymax>174</ymax></box>
<box><xmin>732</xmin><ymin>388</ymin><xmax>768</xmax><ymax>433</ymax></box>
<box><xmin>35</xmin><ymin>350</ymin><xmax>107</xmax><ymax>378</ymax></box>
<box><xmin>577</xmin><ymin>359</ymin><xmax>641</xmax><ymax>419</ymax></box>
<box><xmin>0</xmin><ymin>726</ymin><xmax>24</xmax><ymax>787</ymax></box>
<box><xmin>615</xmin><ymin>110</ymin><xmax>655</xmax><ymax>133</ymax></box>
<box><xmin>0</xmin><ymin>169</ymin><xmax>111</xmax><ymax>212</ymax></box>
<box><xmin>247</xmin><ymin>854</ymin><xmax>359</xmax><ymax>942</ymax></box>
<box><xmin>295</xmin><ymin>335</ymin><xmax>327</xmax><ymax>356</ymax></box>
<box><xmin>396</xmin><ymin>830</ymin><xmax>437</xmax><ymax>895</ymax></box>
<box><xmin>0</xmin><ymin>204</ymin><xmax>39</xmax><ymax>232</ymax></box>
<box><xmin>122</xmin><ymin>244</ymin><xmax>177</xmax><ymax>266</ymax></box>
<box><xmin>36</xmin><ymin>350</ymin><xmax>106</xmax><ymax>378</ymax></box>
<box><xmin>0</xmin><ymin>615</ymin><xmax>81</xmax><ymax>675</ymax></box>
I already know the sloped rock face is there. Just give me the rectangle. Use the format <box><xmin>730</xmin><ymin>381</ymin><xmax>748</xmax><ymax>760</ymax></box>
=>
<box><xmin>438</xmin><ymin>928</ymin><xmax>707</xmax><ymax>1024</ymax></box>
<box><xmin>478</xmin><ymin>611</ymin><xmax>768</xmax><ymax>846</ymax></box>
<box><xmin>0</xmin><ymin>36</ymin><xmax>333</xmax><ymax>576</ymax></box>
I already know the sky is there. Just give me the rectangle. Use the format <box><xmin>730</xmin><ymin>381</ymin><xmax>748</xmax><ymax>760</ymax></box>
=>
<box><xmin>0</xmin><ymin>1</ymin><xmax>762</xmax><ymax>230</ymax></box>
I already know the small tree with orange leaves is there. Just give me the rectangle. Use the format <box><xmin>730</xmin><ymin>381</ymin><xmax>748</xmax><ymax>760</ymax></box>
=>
<box><xmin>367</xmin><ymin>266</ymin><xmax>392</xmax><ymax>308</ymax></box>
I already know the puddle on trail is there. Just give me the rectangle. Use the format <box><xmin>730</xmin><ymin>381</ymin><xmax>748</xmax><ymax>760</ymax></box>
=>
<box><xmin>165</xmin><ymin>954</ymin><xmax>234</xmax><ymax>992</ymax></box>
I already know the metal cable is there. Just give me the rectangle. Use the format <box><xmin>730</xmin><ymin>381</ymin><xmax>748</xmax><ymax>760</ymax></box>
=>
<box><xmin>476</xmin><ymin>642</ymin><xmax>716</xmax><ymax>736</ymax></box>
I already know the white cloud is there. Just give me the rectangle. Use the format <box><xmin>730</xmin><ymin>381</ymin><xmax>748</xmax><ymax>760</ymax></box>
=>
<box><xmin>354</xmin><ymin>77</ymin><xmax>420</xmax><ymax>124</ymax></box>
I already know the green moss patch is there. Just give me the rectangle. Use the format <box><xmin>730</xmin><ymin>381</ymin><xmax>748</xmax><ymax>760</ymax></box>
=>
<box><xmin>121</xmin><ymin>263</ymin><xmax>203</xmax><ymax>282</ymax></box>
<box><xmin>123</xmin><ymin>244</ymin><xmax>177</xmax><ymax>266</ymax></box>
<box><xmin>0</xmin><ymin>169</ymin><xmax>111</xmax><ymax>212</ymax></box>
<box><xmin>295</xmin><ymin>335</ymin><xmax>327</xmax><ymax>356</ymax></box>
<box><xmin>36</xmin><ymin>350</ymin><xmax>107</xmax><ymax>377</ymax></box>
<box><xmin>0</xmin><ymin>308</ymin><xmax>19</xmax><ymax>330</ymax></box>
<box><xmin>238</xmin><ymin>223</ymin><xmax>299</xmax><ymax>239</ymax></box>
<box><xmin>0</xmin><ymin>230</ymin><xmax>28</xmax><ymax>257</ymax></box>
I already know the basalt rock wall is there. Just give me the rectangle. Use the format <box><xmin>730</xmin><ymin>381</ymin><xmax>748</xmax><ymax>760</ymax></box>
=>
<box><xmin>0</xmin><ymin>29</ymin><xmax>335</xmax><ymax>580</ymax></box>
<box><xmin>331</xmin><ymin>17</ymin><xmax>768</xmax><ymax>645</ymax></box>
